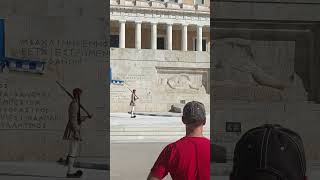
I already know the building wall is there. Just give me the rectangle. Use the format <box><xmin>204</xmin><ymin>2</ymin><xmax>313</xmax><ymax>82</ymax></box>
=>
<box><xmin>0</xmin><ymin>15</ymin><xmax>107</xmax><ymax>160</ymax></box>
<box><xmin>212</xmin><ymin>0</ymin><xmax>320</xmax><ymax>163</ymax></box>
<box><xmin>110</xmin><ymin>48</ymin><xmax>210</xmax><ymax>112</ymax></box>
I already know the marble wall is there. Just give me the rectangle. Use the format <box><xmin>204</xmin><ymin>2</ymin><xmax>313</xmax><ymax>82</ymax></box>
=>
<box><xmin>211</xmin><ymin>0</ymin><xmax>320</xmax><ymax>162</ymax></box>
<box><xmin>110</xmin><ymin>48</ymin><xmax>210</xmax><ymax>112</ymax></box>
<box><xmin>0</xmin><ymin>2</ymin><xmax>108</xmax><ymax>160</ymax></box>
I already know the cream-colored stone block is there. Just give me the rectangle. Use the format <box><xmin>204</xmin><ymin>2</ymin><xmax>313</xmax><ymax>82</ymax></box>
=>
<box><xmin>165</xmin><ymin>2</ymin><xmax>181</xmax><ymax>9</ymax></box>
<box><xmin>0</xmin><ymin>16</ymin><xmax>107</xmax><ymax>160</ymax></box>
<box><xmin>150</xmin><ymin>1</ymin><xmax>166</xmax><ymax>8</ymax></box>
<box><xmin>110</xmin><ymin>48</ymin><xmax>209</xmax><ymax>112</ymax></box>
<box><xmin>80</xmin><ymin>0</ymin><xmax>106</xmax><ymax>17</ymax></box>
<box><xmin>180</xmin><ymin>3</ymin><xmax>194</xmax><ymax>10</ymax></box>
<box><xmin>0</xmin><ymin>0</ymin><xmax>13</xmax><ymax>17</ymax></box>
<box><xmin>125</xmin><ymin>0</ymin><xmax>135</xmax><ymax>6</ymax></box>
<box><xmin>12</xmin><ymin>0</ymin><xmax>49</xmax><ymax>16</ymax></box>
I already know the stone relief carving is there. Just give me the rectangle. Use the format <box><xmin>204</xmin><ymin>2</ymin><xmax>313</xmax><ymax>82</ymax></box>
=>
<box><xmin>167</xmin><ymin>74</ymin><xmax>201</xmax><ymax>90</ymax></box>
<box><xmin>212</xmin><ymin>38</ymin><xmax>307</xmax><ymax>101</ymax></box>
<box><xmin>156</xmin><ymin>67</ymin><xmax>209</xmax><ymax>93</ymax></box>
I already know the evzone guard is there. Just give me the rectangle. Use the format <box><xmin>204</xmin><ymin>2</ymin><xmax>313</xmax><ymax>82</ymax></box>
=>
<box><xmin>63</xmin><ymin>88</ymin><xmax>92</xmax><ymax>178</ymax></box>
<box><xmin>56</xmin><ymin>82</ymin><xmax>92</xmax><ymax>178</ymax></box>
<box><xmin>130</xmin><ymin>89</ymin><xmax>139</xmax><ymax>118</ymax></box>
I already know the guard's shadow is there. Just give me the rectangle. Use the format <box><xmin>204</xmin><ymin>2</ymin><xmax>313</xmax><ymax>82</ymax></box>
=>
<box><xmin>0</xmin><ymin>173</ymin><xmax>65</xmax><ymax>178</ymax></box>
<box><xmin>110</xmin><ymin>115</ymin><xmax>129</xmax><ymax>118</ymax></box>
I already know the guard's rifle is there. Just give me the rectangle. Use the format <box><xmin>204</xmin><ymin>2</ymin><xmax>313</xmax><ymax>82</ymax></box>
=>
<box><xmin>111</xmin><ymin>80</ymin><xmax>140</xmax><ymax>99</ymax></box>
<box><xmin>56</xmin><ymin>81</ymin><xmax>92</xmax><ymax>118</ymax></box>
<box><xmin>124</xmin><ymin>83</ymin><xmax>139</xmax><ymax>99</ymax></box>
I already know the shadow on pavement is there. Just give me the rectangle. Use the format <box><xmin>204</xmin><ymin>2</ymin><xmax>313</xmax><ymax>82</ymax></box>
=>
<box><xmin>110</xmin><ymin>115</ymin><xmax>130</xmax><ymax>118</ymax></box>
<box><xmin>126</xmin><ymin>112</ymin><xmax>181</xmax><ymax>117</ymax></box>
<box><xmin>0</xmin><ymin>173</ymin><xmax>65</xmax><ymax>178</ymax></box>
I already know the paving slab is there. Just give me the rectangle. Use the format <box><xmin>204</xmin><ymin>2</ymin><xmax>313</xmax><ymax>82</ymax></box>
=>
<box><xmin>110</xmin><ymin>142</ymin><xmax>172</xmax><ymax>180</ymax></box>
<box><xmin>0</xmin><ymin>161</ymin><xmax>108</xmax><ymax>180</ymax></box>
<box><xmin>110</xmin><ymin>113</ymin><xmax>210</xmax><ymax>143</ymax></box>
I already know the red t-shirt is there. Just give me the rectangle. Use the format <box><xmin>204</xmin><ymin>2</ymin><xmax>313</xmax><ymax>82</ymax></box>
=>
<box><xmin>150</xmin><ymin>136</ymin><xmax>210</xmax><ymax>180</ymax></box>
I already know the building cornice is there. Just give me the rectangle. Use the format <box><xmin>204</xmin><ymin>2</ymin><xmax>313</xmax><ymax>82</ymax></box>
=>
<box><xmin>111</xmin><ymin>0</ymin><xmax>210</xmax><ymax>13</ymax></box>
<box><xmin>111</xmin><ymin>0</ymin><xmax>210</xmax><ymax>26</ymax></box>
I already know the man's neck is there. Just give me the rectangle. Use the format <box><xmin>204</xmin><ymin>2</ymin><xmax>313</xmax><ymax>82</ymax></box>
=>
<box><xmin>186</xmin><ymin>126</ymin><xmax>204</xmax><ymax>137</ymax></box>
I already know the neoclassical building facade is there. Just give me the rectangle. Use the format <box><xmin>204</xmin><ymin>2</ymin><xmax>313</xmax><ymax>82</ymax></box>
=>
<box><xmin>110</xmin><ymin>0</ymin><xmax>210</xmax><ymax>112</ymax></box>
<box><xmin>110</xmin><ymin>0</ymin><xmax>210</xmax><ymax>51</ymax></box>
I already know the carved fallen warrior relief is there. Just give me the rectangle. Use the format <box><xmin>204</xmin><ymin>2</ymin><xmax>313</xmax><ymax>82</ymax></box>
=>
<box><xmin>167</xmin><ymin>74</ymin><xmax>204</xmax><ymax>91</ymax></box>
<box><xmin>212</xmin><ymin>38</ymin><xmax>308</xmax><ymax>102</ymax></box>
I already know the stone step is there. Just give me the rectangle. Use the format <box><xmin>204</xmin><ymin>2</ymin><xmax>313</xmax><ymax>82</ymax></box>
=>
<box><xmin>111</xmin><ymin>129</ymin><xmax>210</xmax><ymax>142</ymax></box>
<box><xmin>112</xmin><ymin>131</ymin><xmax>185</xmax><ymax>135</ymax></box>
<box><xmin>111</xmin><ymin>134</ymin><xmax>210</xmax><ymax>143</ymax></box>
<box><xmin>111</xmin><ymin>126</ymin><xmax>210</xmax><ymax>132</ymax></box>
<box><xmin>111</xmin><ymin>131</ymin><xmax>210</xmax><ymax>136</ymax></box>
<box><xmin>111</xmin><ymin>127</ymin><xmax>185</xmax><ymax>131</ymax></box>
<box><xmin>110</xmin><ymin>113</ymin><xmax>210</xmax><ymax>143</ymax></box>
<box><xmin>111</xmin><ymin>135</ymin><xmax>185</xmax><ymax>142</ymax></box>
<box><xmin>111</xmin><ymin>127</ymin><xmax>209</xmax><ymax>137</ymax></box>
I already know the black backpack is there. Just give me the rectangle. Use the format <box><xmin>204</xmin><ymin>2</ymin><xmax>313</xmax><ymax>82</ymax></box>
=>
<box><xmin>230</xmin><ymin>124</ymin><xmax>306</xmax><ymax>180</ymax></box>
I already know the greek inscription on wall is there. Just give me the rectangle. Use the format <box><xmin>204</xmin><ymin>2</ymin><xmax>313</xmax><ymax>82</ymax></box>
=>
<box><xmin>111</xmin><ymin>88</ymin><xmax>152</xmax><ymax>103</ymax></box>
<box><xmin>9</xmin><ymin>39</ymin><xmax>108</xmax><ymax>65</ymax></box>
<box><xmin>0</xmin><ymin>86</ymin><xmax>59</xmax><ymax>129</ymax></box>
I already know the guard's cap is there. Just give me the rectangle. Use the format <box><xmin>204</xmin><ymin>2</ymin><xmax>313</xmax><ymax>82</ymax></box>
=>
<box><xmin>73</xmin><ymin>88</ymin><xmax>82</xmax><ymax>96</ymax></box>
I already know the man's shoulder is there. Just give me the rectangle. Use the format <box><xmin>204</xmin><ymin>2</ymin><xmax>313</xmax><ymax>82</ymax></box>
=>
<box><xmin>167</xmin><ymin>137</ymin><xmax>190</xmax><ymax>149</ymax></box>
<box><xmin>165</xmin><ymin>142</ymin><xmax>177</xmax><ymax>150</ymax></box>
<box><xmin>175</xmin><ymin>137</ymin><xmax>210</xmax><ymax>146</ymax></box>
<box><xmin>180</xmin><ymin>136</ymin><xmax>210</xmax><ymax>142</ymax></box>
<box><xmin>160</xmin><ymin>141</ymin><xmax>179</xmax><ymax>155</ymax></box>
<box><xmin>197</xmin><ymin>137</ymin><xmax>210</xmax><ymax>143</ymax></box>
<box><xmin>163</xmin><ymin>137</ymin><xmax>210</xmax><ymax>151</ymax></box>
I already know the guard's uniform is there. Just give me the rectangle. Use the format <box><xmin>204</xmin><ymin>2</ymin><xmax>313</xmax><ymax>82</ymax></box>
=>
<box><xmin>63</xmin><ymin>99</ymin><xmax>86</xmax><ymax>141</ymax></box>
<box><xmin>63</xmin><ymin>98</ymin><xmax>88</xmax><ymax>177</ymax></box>
<box><xmin>130</xmin><ymin>93</ymin><xmax>137</xmax><ymax>106</ymax></box>
<box><xmin>130</xmin><ymin>92</ymin><xmax>138</xmax><ymax>118</ymax></box>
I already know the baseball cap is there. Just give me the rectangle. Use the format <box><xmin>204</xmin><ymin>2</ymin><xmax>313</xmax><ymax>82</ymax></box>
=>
<box><xmin>182</xmin><ymin>101</ymin><xmax>206</xmax><ymax>124</ymax></box>
<box><xmin>230</xmin><ymin>124</ymin><xmax>307</xmax><ymax>180</ymax></box>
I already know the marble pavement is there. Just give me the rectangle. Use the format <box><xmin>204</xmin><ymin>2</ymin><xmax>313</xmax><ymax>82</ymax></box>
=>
<box><xmin>110</xmin><ymin>112</ymin><xmax>210</xmax><ymax>143</ymax></box>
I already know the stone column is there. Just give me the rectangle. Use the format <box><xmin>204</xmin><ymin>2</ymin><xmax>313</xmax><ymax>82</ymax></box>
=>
<box><xmin>197</xmin><ymin>25</ymin><xmax>203</xmax><ymax>51</ymax></box>
<box><xmin>181</xmin><ymin>24</ymin><xmax>188</xmax><ymax>51</ymax></box>
<box><xmin>167</xmin><ymin>23</ymin><xmax>173</xmax><ymax>50</ymax></box>
<box><xmin>151</xmin><ymin>22</ymin><xmax>157</xmax><ymax>50</ymax></box>
<box><xmin>135</xmin><ymin>21</ymin><xmax>142</xmax><ymax>49</ymax></box>
<box><xmin>119</xmin><ymin>20</ymin><xmax>126</xmax><ymax>48</ymax></box>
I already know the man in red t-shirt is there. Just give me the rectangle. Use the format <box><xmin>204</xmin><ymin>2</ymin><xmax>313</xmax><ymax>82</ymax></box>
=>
<box><xmin>147</xmin><ymin>101</ymin><xmax>210</xmax><ymax>180</ymax></box>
